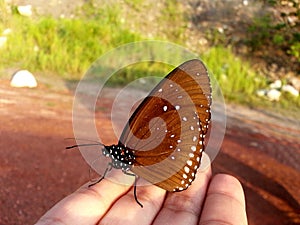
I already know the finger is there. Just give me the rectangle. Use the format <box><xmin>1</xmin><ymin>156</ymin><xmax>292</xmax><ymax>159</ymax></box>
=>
<box><xmin>35</xmin><ymin>174</ymin><xmax>133</xmax><ymax>225</ymax></box>
<box><xmin>99</xmin><ymin>180</ymin><xmax>166</xmax><ymax>225</ymax></box>
<box><xmin>152</xmin><ymin>165</ymin><xmax>212</xmax><ymax>225</ymax></box>
<box><xmin>199</xmin><ymin>174</ymin><xmax>248</xmax><ymax>225</ymax></box>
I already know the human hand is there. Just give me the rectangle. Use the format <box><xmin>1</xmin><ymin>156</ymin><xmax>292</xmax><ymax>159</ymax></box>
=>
<box><xmin>35</xmin><ymin>167</ymin><xmax>248</xmax><ymax>225</ymax></box>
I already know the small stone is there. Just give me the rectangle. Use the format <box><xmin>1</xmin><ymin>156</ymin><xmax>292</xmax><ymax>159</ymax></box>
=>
<box><xmin>266</xmin><ymin>89</ymin><xmax>281</xmax><ymax>101</ymax></box>
<box><xmin>33</xmin><ymin>45</ymin><xmax>39</xmax><ymax>52</ymax></box>
<box><xmin>198</xmin><ymin>37</ymin><xmax>208</xmax><ymax>45</ymax></box>
<box><xmin>10</xmin><ymin>70</ymin><xmax>38</xmax><ymax>88</ymax></box>
<box><xmin>0</xmin><ymin>36</ymin><xmax>7</xmax><ymax>48</ymax></box>
<box><xmin>217</xmin><ymin>27</ymin><xmax>224</xmax><ymax>33</ymax></box>
<box><xmin>269</xmin><ymin>80</ymin><xmax>282</xmax><ymax>89</ymax></box>
<box><xmin>256</xmin><ymin>89</ymin><xmax>267</xmax><ymax>97</ymax></box>
<box><xmin>2</xmin><ymin>28</ymin><xmax>12</xmax><ymax>36</ymax></box>
<box><xmin>17</xmin><ymin>5</ymin><xmax>33</xmax><ymax>17</ymax></box>
<box><xmin>290</xmin><ymin>77</ymin><xmax>300</xmax><ymax>91</ymax></box>
<box><xmin>282</xmin><ymin>84</ymin><xmax>299</xmax><ymax>97</ymax></box>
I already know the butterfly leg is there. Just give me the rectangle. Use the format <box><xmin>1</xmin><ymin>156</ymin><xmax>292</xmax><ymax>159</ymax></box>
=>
<box><xmin>123</xmin><ymin>171</ymin><xmax>143</xmax><ymax>208</ymax></box>
<box><xmin>88</xmin><ymin>163</ymin><xmax>113</xmax><ymax>187</ymax></box>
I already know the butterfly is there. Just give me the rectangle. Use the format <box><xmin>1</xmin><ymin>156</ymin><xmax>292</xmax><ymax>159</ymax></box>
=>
<box><xmin>67</xmin><ymin>59</ymin><xmax>211</xmax><ymax>207</ymax></box>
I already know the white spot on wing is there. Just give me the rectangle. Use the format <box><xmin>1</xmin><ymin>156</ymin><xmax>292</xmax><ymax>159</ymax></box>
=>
<box><xmin>184</xmin><ymin>166</ymin><xmax>190</xmax><ymax>173</ymax></box>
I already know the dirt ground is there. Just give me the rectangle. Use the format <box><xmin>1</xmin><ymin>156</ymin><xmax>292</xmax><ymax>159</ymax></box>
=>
<box><xmin>0</xmin><ymin>80</ymin><xmax>299</xmax><ymax>225</ymax></box>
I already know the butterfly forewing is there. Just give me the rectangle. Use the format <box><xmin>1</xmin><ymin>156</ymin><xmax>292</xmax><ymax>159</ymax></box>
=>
<box><xmin>119</xmin><ymin>59</ymin><xmax>211</xmax><ymax>191</ymax></box>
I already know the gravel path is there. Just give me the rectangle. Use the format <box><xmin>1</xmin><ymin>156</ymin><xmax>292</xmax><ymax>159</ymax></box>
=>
<box><xmin>0</xmin><ymin>80</ymin><xmax>299</xmax><ymax>225</ymax></box>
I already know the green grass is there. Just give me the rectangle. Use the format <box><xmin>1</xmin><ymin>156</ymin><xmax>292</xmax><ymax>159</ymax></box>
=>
<box><xmin>202</xmin><ymin>47</ymin><xmax>300</xmax><ymax>117</ymax></box>
<box><xmin>0</xmin><ymin>2</ymin><xmax>141</xmax><ymax>79</ymax></box>
<box><xmin>202</xmin><ymin>46</ymin><xmax>267</xmax><ymax>103</ymax></box>
<box><xmin>93</xmin><ymin>61</ymin><xmax>173</xmax><ymax>88</ymax></box>
<box><xmin>0</xmin><ymin>1</ymin><xmax>299</xmax><ymax>116</ymax></box>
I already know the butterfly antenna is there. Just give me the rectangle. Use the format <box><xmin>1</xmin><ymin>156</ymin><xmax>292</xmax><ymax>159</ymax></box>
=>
<box><xmin>65</xmin><ymin>138</ymin><xmax>105</xmax><ymax>149</ymax></box>
<box><xmin>65</xmin><ymin>138</ymin><xmax>104</xmax><ymax>143</ymax></box>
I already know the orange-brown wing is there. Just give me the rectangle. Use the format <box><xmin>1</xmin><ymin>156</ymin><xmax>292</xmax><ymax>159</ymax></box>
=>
<box><xmin>119</xmin><ymin>59</ymin><xmax>211</xmax><ymax>191</ymax></box>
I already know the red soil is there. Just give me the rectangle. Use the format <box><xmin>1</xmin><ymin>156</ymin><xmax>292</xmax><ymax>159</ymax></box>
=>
<box><xmin>0</xmin><ymin>81</ymin><xmax>299</xmax><ymax>225</ymax></box>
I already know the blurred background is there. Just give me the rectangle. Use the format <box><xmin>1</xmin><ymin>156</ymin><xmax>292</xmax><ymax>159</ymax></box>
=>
<box><xmin>0</xmin><ymin>0</ymin><xmax>299</xmax><ymax>224</ymax></box>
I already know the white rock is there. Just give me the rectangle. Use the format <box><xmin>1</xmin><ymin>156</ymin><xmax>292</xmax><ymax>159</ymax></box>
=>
<box><xmin>2</xmin><ymin>28</ymin><xmax>12</xmax><ymax>36</ymax></box>
<box><xmin>10</xmin><ymin>70</ymin><xmax>38</xmax><ymax>88</ymax></box>
<box><xmin>217</xmin><ymin>27</ymin><xmax>224</xmax><ymax>33</ymax></box>
<box><xmin>198</xmin><ymin>37</ymin><xmax>208</xmax><ymax>45</ymax></box>
<box><xmin>17</xmin><ymin>5</ymin><xmax>33</xmax><ymax>17</ymax></box>
<box><xmin>282</xmin><ymin>84</ymin><xmax>299</xmax><ymax>97</ymax></box>
<box><xmin>256</xmin><ymin>89</ymin><xmax>267</xmax><ymax>97</ymax></box>
<box><xmin>0</xmin><ymin>36</ymin><xmax>7</xmax><ymax>48</ymax></box>
<box><xmin>290</xmin><ymin>77</ymin><xmax>300</xmax><ymax>91</ymax></box>
<box><xmin>269</xmin><ymin>80</ymin><xmax>282</xmax><ymax>89</ymax></box>
<box><xmin>267</xmin><ymin>89</ymin><xmax>281</xmax><ymax>101</ymax></box>
<box><xmin>33</xmin><ymin>45</ymin><xmax>39</xmax><ymax>52</ymax></box>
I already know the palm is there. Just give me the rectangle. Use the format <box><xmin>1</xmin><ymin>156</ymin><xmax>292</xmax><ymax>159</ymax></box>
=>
<box><xmin>35</xmin><ymin>166</ymin><xmax>247</xmax><ymax>225</ymax></box>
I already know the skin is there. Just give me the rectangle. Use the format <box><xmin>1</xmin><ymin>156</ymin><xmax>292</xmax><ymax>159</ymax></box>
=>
<box><xmin>35</xmin><ymin>166</ymin><xmax>248</xmax><ymax>225</ymax></box>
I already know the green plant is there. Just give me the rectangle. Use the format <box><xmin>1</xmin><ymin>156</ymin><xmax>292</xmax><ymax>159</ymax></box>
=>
<box><xmin>0</xmin><ymin>4</ymin><xmax>141</xmax><ymax>79</ymax></box>
<box><xmin>159</xmin><ymin>0</ymin><xmax>187</xmax><ymax>41</ymax></box>
<box><xmin>288</xmin><ymin>42</ymin><xmax>300</xmax><ymax>60</ymax></box>
<box><xmin>247</xmin><ymin>0</ymin><xmax>300</xmax><ymax>64</ymax></box>
<box><xmin>205</xmin><ymin>28</ymin><xmax>227</xmax><ymax>46</ymax></box>
<box><xmin>247</xmin><ymin>15</ymin><xmax>273</xmax><ymax>50</ymax></box>
<box><xmin>0</xmin><ymin>0</ymin><xmax>9</xmax><ymax>25</ymax></box>
<box><xmin>201</xmin><ymin>46</ymin><xmax>267</xmax><ymax>103</ymax></box>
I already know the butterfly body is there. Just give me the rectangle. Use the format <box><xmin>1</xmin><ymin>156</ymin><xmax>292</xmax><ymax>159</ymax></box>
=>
<box><xmin>102</xmin><ymin>144</ymin><xmax>135</xmax><ymax>172</ymax></box>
